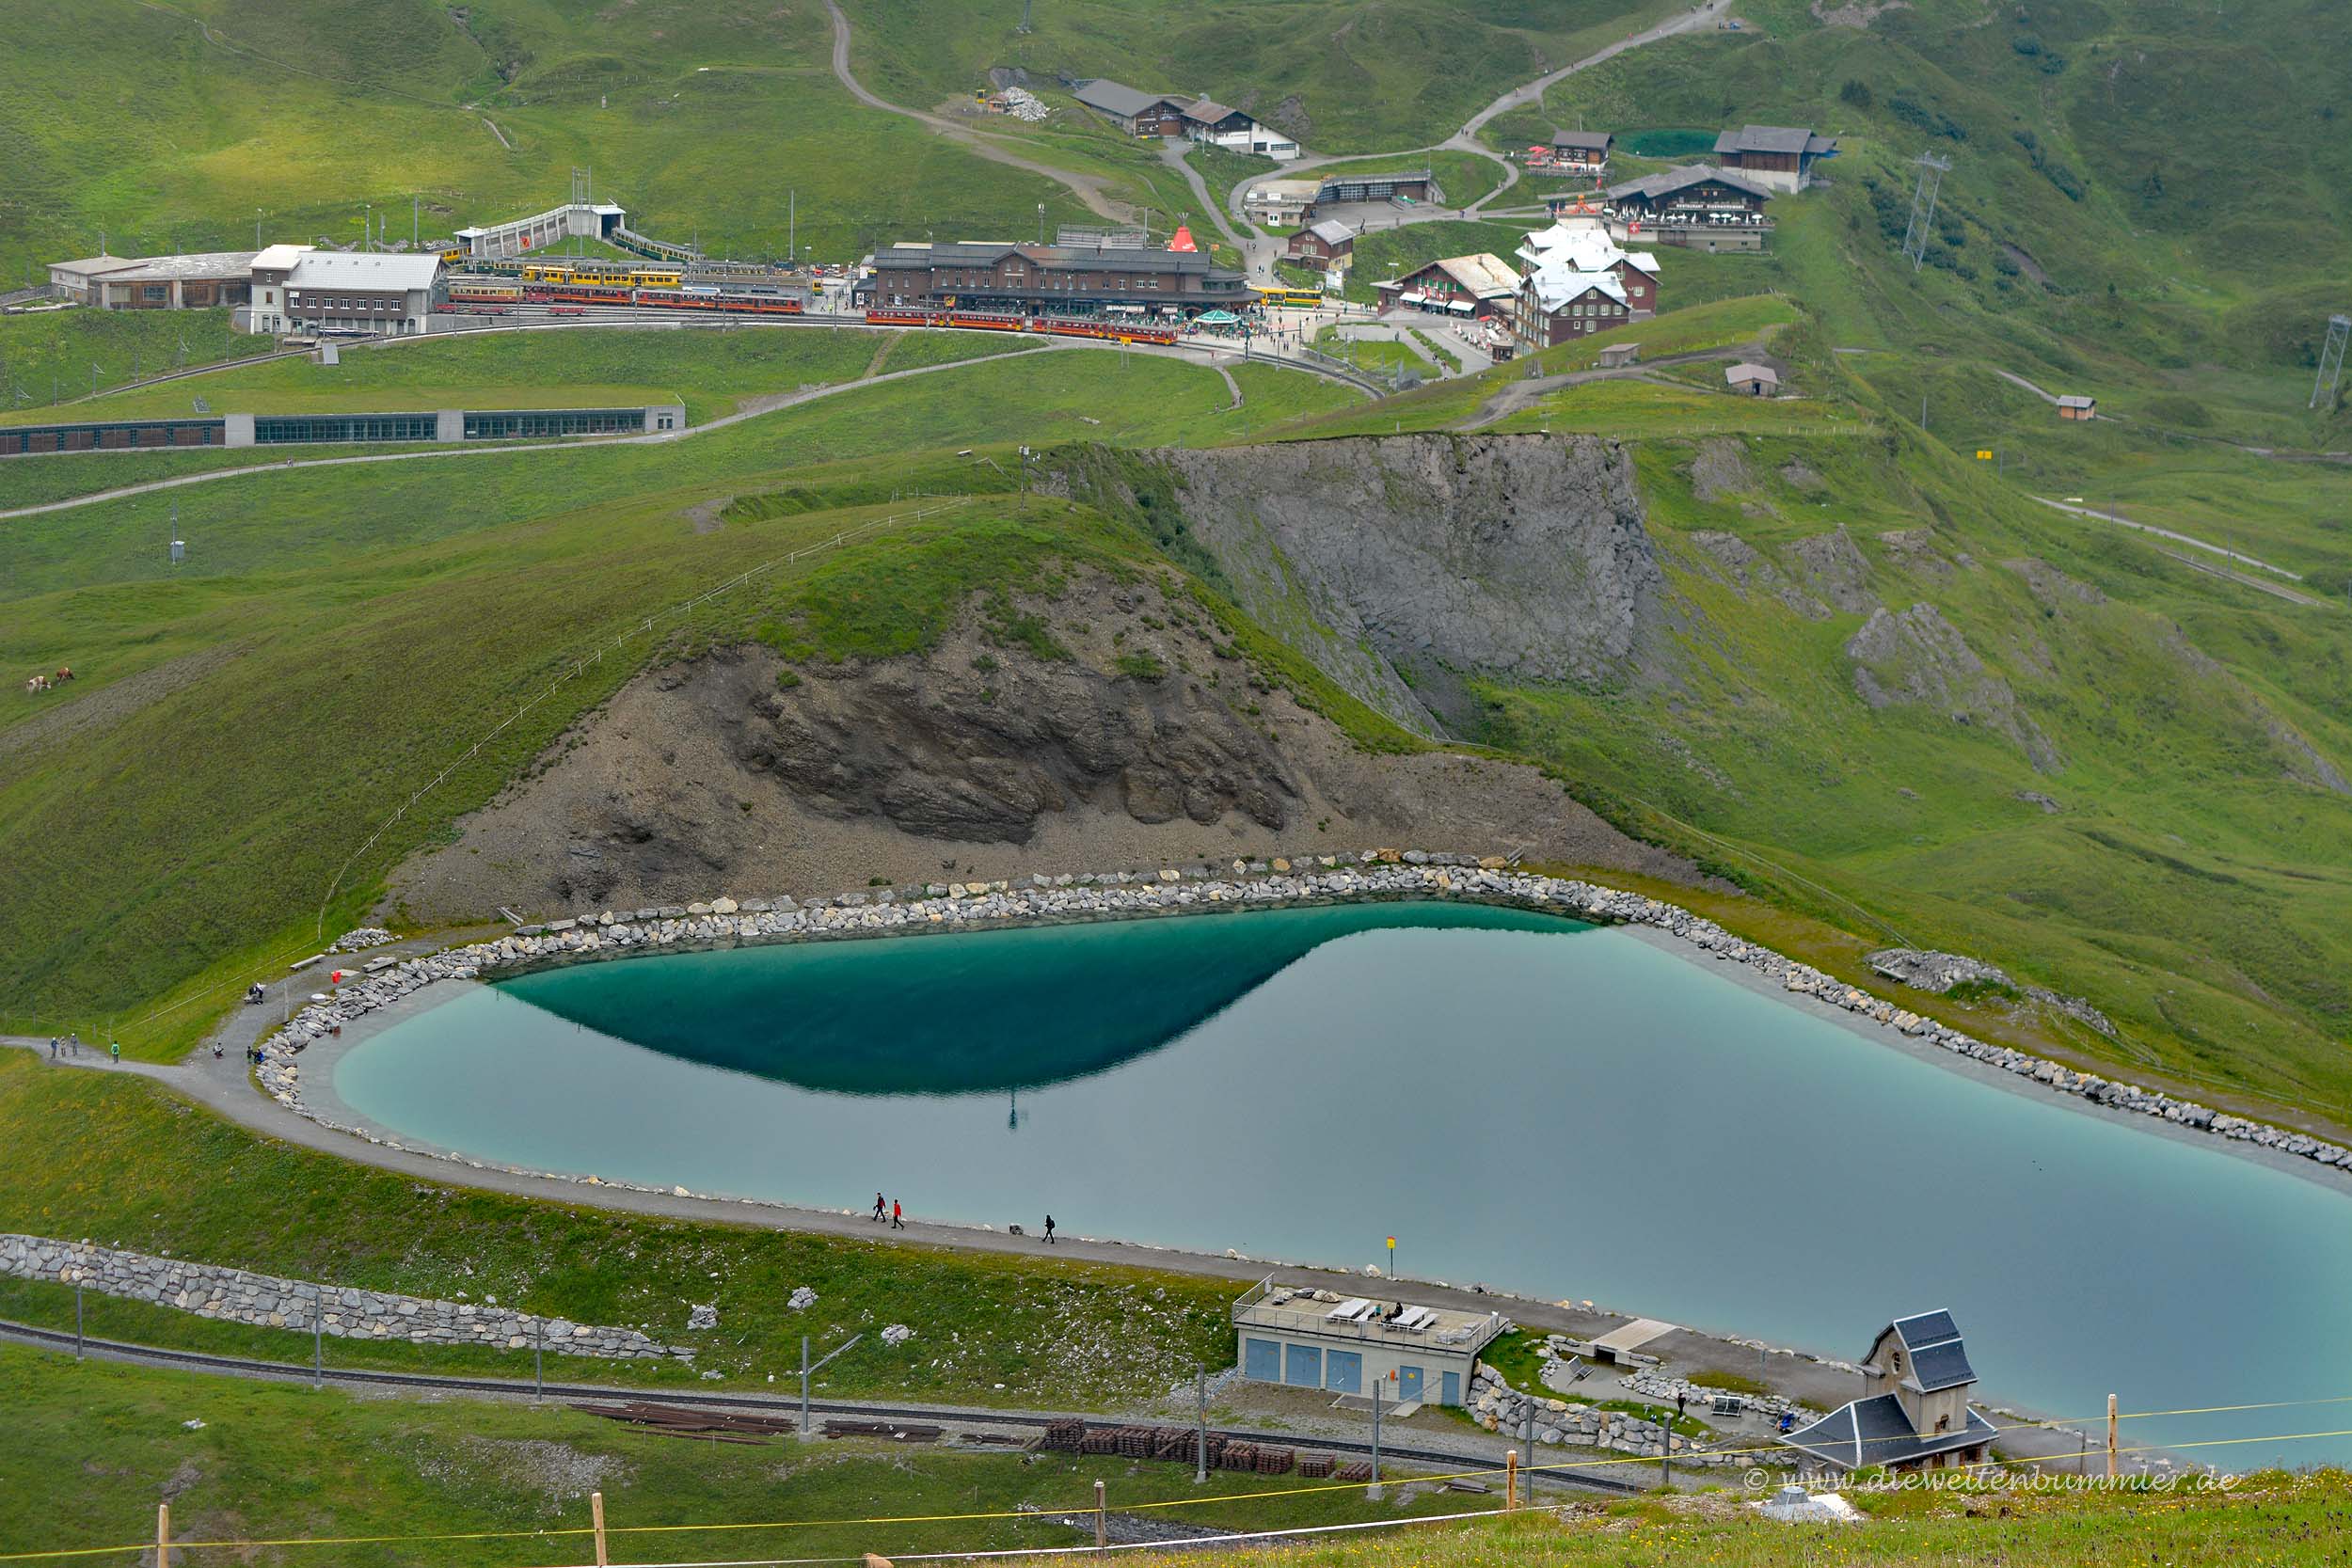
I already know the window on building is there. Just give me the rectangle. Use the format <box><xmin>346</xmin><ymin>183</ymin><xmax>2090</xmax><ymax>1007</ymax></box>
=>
<box><xmin>142</xmin><ymin>285</ymin><xmax>168</xmax><ymax>301</ymax></box>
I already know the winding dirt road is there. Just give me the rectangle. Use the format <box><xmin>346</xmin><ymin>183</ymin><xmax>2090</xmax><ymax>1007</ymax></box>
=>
<box><xmin>821</xmin><ymin>0</ymin><xmax>1130</xmax><ymax>222</ymax></box>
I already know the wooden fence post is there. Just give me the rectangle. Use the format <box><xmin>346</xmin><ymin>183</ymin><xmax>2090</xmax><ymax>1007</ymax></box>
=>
<box><xmin>156</xmin><ymin>1503</ymin><xmax>169</xmax><ymax>1568</ymax></box>
<box><xmin>1505</xmin><ymin>1449</ymin><xmax>1518</xmax><ymax>1512</ymax></box>
<box><xmin>2106</xmin><ymin>1395</ymin><xmax>2119</xmax><ymax>1480</ymax></box>
<box><xmin>1094</xmin><ymin>1479</ymin><xmax>1107</xmax><ymax>1551</ymax></box>
<box><xmin>592</xmin><ymin>1490</ymin><xmax>610</xmax><ymax>1568</ymax></box>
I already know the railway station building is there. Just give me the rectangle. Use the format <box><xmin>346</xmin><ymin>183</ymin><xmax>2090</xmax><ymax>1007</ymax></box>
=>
<box><xmin>249</xmin><ymin>248</ymin><xmax>444</xmax><ymax>337</ymax></box>
<box><xmin>1232</xmin><ymin>1279</ymin><xmax>1503</xmax><ymax>1407</ymax></box>
<box><xmin>46</xmin><ymin>250</ymin><xmax>257</xmax><ymax>310</ymax></box>
<box><xmin>855</xmin><ymin>240</ymin><xmax>1248</xmax><ymax>316</ymax></box>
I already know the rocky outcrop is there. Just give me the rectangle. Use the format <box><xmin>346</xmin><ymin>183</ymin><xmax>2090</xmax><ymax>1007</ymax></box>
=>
<box><xmin>1846</xmin><ymin>603</ymin><xmax>2061</xmax><ymax>771</ymax></box>
<box><xmin>1143</xmin><ymin>435</ymin><xmax>1668</xmax><ymax>724</ymax></box>
<box><xmin>0</xmin><ymin>1234</ymin><xmax>676</xmax><ymax>1358</ymax></box>
<box><xmin>756</xmin><ymin>645</ymin><xmax>1298</xmax><ymax>846</ymax></box>
<box><xmin>1689</xmin><ymin>531</ymin><xmax>1829</xmax><ymax>620</ymax></box>
<box><xmin>1867</xmin><ymin>947</ymin><xmax>2117</xmax><ymax>1037</ymax></box>
<box><xmin>1785</xmin><ymin>531</ymin><xmax>1877</xmax><ymax>614</ymax></box>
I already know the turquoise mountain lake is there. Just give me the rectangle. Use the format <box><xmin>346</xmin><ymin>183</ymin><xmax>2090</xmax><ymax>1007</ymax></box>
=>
<box><xmin>334</xmin><ymin>903</ymin><xmax>2352</xmax><ymax>1465</ymax></box>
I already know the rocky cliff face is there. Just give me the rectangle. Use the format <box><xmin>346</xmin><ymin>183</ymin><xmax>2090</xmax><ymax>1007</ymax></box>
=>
<box><xmin>391</xmin><ymin>569</ymin><xmax>1704</xmax><ymax>921</ymax></box>
<box><xmin>1105</xmin><ymin>435</ymin><xmax>1670</xmax><ymax>729</ymax></box>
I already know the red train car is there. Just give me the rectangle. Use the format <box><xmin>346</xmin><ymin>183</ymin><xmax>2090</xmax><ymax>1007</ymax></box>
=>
<box><xmin>862</xmin><ymin>308</ymin><xmax>1176</xmax><ymax>346</ymax></box>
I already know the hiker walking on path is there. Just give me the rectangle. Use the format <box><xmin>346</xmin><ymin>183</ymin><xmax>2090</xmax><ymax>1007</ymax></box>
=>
<box><xmin>109</xmin><ymin>1040</ymin><xmax>120</xmax><ymax>1066</ymax></box>
<box><xmin>1044</xmin><ymin>1214</ymin><xmax>1057</xmax><ymax>1245</ymax></box>
<box><xmin>890</xmin><ymin>1198</ymin><xmax>903</xmax><ymax>1230</ymax></box>
<box><xmin>47</xmin><ymin>1037</ymin><xmax>56</xmax><ymax>1061</ymax></box>
<box><xmin>872</xmin><ymin>1192</ymin><xmax>886</xmax><ymax>1223</ymax></box>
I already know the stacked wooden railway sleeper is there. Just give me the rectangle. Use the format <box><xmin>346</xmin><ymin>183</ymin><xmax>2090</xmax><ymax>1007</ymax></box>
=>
<box><xmin>1039</xmin><ymin>1421</ymin><xmax>1375</xmax><ymax>1477</ymax></box>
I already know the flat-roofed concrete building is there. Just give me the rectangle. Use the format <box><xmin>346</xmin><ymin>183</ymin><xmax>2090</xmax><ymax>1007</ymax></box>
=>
<box><xmin>47</xmin><ymin>250</ymin><xmax>257</xmax><ymax>310</ymax></box>
<box><xmin>0</xmin><ymin>404</ymin><xmax>683</xmax><ymax>458</ymax></box>
<box><xmin>1243</xmin><ymin>178</ymin><xmax>1324</xmax><ymax>227</ymax></box>
<box><xmin>1232</xmin><ymin>1279</ymin><xmax>1504</xmax><ymax>1407</ymax></box>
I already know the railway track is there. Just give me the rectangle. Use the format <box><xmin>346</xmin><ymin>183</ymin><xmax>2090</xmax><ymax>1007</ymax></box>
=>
<box><xmin>0</xmin><ymin>1317</ymin><xmax>1645</xmax><ymax>1497</ymax></box>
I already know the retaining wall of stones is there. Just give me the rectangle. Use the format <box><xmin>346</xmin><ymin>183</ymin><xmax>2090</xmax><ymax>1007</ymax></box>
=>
<box><xmin>253</xmin><ymin>851</ymin><xmax>2352</xmax><ymax>1186</ymax></box>
<box><xmin>0</xmin><ymin>1233</ymin><xmax>675</xmax><ymax>1359</ymax></box>
<box><xmin>1468</xmin><ymin>1362</ymin><xmax>1756</xmax><ymax>1468</ymax></box>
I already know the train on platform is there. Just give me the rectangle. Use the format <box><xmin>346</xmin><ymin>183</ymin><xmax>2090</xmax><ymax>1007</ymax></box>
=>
<box><xmin>518</xmin><ymin>261</ymin><xmax>683</xmax><ymax>290</ymax></box>
<box><xmin>440</xmin><ymin>276</ymin><xmax>804</xmax><ymax>315</ymax></box>
<box><xmin>863</xmin><ymin>308</ymin><xmax>1180</xmax><ymax>346</ymax></box>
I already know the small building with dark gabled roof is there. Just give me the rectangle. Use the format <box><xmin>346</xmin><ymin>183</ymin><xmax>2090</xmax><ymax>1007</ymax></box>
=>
<box><xmin>1779</xmin><ymin>1311</ymin><xmax>1996</xmax><ymax>1475</ymax></box>
<box><xmin>1549</xmin><ymin>129</ymin><xmax>1613</xmax><ymax>172</ymax></box>
<box><xmin>1711</xmin><ymin>125</ymin><xmax>1839</xmax><ymax>192</ymax></box>
<box><xmin>1287</xmin><ymin>218</ymin><xmax>1357</xmax><ymax>265</ymax></box>
<box><xmin>1071</xmin><ymin>80</ymin><xmax>1191</xmax><ymax>137</ymax></box>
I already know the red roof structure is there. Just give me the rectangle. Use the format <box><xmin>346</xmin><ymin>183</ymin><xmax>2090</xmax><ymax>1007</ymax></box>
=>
<box><xmin>1166</xmin><ymin>224</ymin><xmax>1199</xmax><ymax>253</ymax></box>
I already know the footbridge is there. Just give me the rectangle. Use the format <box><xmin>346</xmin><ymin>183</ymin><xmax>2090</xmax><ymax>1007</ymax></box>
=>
<box><xmin>456</xmin><ymin>202</ymin><xmax>633</xmax><ymax>261</ymax></box>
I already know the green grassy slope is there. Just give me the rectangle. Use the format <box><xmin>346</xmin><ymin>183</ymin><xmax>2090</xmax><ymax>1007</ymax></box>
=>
<box><xmin>838</xmin><ymin>0</ymin><xmax>1682</xmax><ymax>154</ymax></box>
<box><xmin>0</xmin><ymin>0</ymin><xmax>1115</xmax><ymax>280</ymax></box>
<box><xmin>0</xmin><ymin>1053</ymin><xmax>1232</xmax><ymax>1406</ymax></box>
<box><xmin>0</xmin><ymin>1338</ymin><xmax>1502</xmax><ymax>1568</ymax></box>
<box><xmin>0</xmin><ymin>341</ymin><xmax>1355</xmax><ymax>1051</ymax></box>
<box><xmin>0</xmin><ymin>325</ymin><xmax>1038</xmax><ymax>427</ymax></box>
<box><xmin>1232</xmin><ymin>280</ymin><xmax>2352</xmax><ymax>1127</ymax></box>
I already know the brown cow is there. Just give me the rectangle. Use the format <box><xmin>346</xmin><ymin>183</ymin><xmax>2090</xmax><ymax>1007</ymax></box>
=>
<box><xmin>53</xmin><ymin>666</ymin><xmax>72</xmax><ymax>682</ymax></box>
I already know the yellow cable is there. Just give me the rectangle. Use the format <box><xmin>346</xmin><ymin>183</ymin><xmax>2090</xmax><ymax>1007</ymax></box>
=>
<box><xmin>6</xmin><ymin>1411</ymin><xmax>2348</xmax><ymax>1563</ymax></box>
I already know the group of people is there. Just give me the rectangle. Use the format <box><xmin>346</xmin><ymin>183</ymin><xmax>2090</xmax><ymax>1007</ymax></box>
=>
<box><xmin>23</xmin><ymin>667</ymin><xmax>72</xmax><ymax>694</ymax></box>
<box><xmin>869</xmin><ymin>1193</ymin><xmax>1057</xmax><ymax>1244</ymax></box>
<box><xmin>45</xmin><ymin>1033</ymin><xmax>118</xmax><ymax>1065</ymax></box>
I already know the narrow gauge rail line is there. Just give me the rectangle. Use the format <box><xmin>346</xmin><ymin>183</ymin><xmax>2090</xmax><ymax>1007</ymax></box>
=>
<box><xmin>0</xmin><ymin>1317</ymin><xmax>1644</xmax><ymax>1496</ymax></box>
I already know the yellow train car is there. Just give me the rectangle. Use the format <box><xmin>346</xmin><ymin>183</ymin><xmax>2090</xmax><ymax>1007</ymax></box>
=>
<box><xmin>518</xmin><ymin>261</ymin><xmax>682</xmax><ymax>290</ymax></box>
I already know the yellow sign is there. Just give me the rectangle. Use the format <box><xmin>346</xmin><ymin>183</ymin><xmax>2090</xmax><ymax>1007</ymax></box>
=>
<box><xmin>1387</xmin><ymin>1237</ymin><xmax>1396</xmax><ymax>1248</ymax></box>
<box><xmin>1976</xmin><ymin>450</ymin><xmax>1994</xmax><ymax>460</ymax></box>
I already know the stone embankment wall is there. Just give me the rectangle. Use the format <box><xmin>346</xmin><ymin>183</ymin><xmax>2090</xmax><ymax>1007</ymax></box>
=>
<box><xmin>257</xmin><ymin>851</ymin><xmax>2352</xmax><ymax>1183</ymax></box>
<box><xmin>1467</xmin><ymin>1362</ymin><xmax>1753</xmax><ymax>1468</ymax></box>
<box><xmin>0</xmin><ymin>1234</ymin><xmax>675</xmax><ymax>1359</ymax></box>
